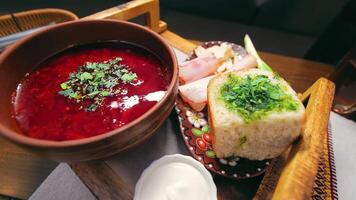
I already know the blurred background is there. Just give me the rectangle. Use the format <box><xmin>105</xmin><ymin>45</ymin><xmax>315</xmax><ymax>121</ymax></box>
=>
<box><xmin>0</xmin><ymin>0</ymin><xmax>355</xmax><ymax>65</ymax></box>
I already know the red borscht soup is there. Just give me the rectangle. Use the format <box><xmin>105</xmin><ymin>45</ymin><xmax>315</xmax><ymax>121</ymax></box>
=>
<box><xmin>13</xmin><ymin>42</ymin><xmax>170</xmax><ymax>141</ymax></box>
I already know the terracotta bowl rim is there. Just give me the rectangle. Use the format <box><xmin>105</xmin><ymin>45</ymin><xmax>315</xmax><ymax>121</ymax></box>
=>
<box><xmin>0</xmin><ymin>19</ymin><xmax>178</xmax><ymax>148</ymax></box>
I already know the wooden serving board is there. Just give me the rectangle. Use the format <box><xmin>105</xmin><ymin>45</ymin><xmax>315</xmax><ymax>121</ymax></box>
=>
<box><xmin>0</xmin><ymin>0</ymin><xmax>336</xmax><ymax>199</ymax></box>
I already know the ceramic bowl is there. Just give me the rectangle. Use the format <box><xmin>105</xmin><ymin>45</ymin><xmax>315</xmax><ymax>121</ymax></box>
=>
<box><xmin>0</xmin><ymin>19</ymin><xmax>178</xmax><ymax>162</ymax></box>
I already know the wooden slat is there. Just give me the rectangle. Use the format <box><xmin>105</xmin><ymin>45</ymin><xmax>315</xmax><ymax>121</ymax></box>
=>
<box><xmin>160</xmin><ymin>30</ymin><xmax>197</xmax><ymax>53</ymax></box>
<box><xmin>70</xmin><ymin>162</ymin><xmax>133</xmax><ymax>200</ymax></box>
<box><xmin>253</xmin><ymin>149</ymin><xmax>291</xmax><ymax>200</ymax></box>
<box><xmin>83</xmin><ymin>0</ymin><xmax>167</xmax><ymax>33</ymax></box>
<box><xmin>0</xmin><ymin>138</ymin><xmax>57</xmax><ymax>199</ymax></box>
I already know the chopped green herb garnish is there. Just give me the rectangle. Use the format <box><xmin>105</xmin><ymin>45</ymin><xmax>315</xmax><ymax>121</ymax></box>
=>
<box><xmin>60</xmin><ymin>82</ymin><xmax>70</xmax><ymax>90</ymax></box>
<box><xmin>121</xmin><ymin>73</ymin><xmax>137</xmax><ymax>83</ymax></box>
<box><xmin>220</xmin><ymin>74</ymin><xmax>299</xmax><ymax>123</ymax></box>
<box><xmin>58</xmin><ymin>89</ymin><xmax>74</xmax><ymax>97</ymax></box>
<box><xmin>58</xmin><ymin>57</ymin><xmax>138</xmax><ymax>112</ymax></box>
<box><xmin>79</xmin><ymin>72</ymin><xmax>93</xmax><ymax>81</ymax></box>
<box><xmin>100</xmin><ymin>91</ymin><xmax>111</xmax><ymax>97</ymax></box>
<box><xmin>69</xmin><ymin>92</ymin><xmax>81</xmax><ymax>100</ymax></box>
<box><xmin>85</xmin><ymin>104</ymin><xmax>97</xmax><ymax>112</ymax></box>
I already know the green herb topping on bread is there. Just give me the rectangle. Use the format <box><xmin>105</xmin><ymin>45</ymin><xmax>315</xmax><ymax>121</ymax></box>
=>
<box><xmin>219</xmin><ymin>73</ymin><xmax>300</xmax><ymax>123</ymax></box>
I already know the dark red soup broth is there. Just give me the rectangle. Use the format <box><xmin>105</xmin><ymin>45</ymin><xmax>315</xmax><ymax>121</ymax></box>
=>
<box><xmin>13</xmin><ymin>41</ymin><xmax>171</xmax><ymax>141</ymax></box>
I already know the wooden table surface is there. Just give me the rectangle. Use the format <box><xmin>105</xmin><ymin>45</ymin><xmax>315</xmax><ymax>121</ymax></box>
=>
<box><xmin>0</xmin><ymin>30</ymin><xmax>335</xmax><ymax>199</ymax></box>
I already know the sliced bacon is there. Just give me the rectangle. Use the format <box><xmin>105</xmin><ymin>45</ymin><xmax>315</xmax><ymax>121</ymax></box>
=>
<box><xmin>178</xmin><ymin>76</ymin><xmax>214</xmax><ymax>111</ymax></box>
<box><xmin>179</xmin><ymin>54</ymin><xmax>220</xmax><ymax>84</ymax></box>
<box><xmin>178</xmin><ymin>47</ymin><xmax>258</xmax><ymax>111</ymax></box>
<box><xmin>232</xmin><ymin>54</ymin><xmax>257</xmax><ymax>70</ymax></box>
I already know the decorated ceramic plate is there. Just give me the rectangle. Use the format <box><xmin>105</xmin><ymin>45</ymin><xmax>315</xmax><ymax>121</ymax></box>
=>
<box><xmin>175</xmin><ymin>41</ymin><xmax>271</xmax><ymax>180</ymax></box>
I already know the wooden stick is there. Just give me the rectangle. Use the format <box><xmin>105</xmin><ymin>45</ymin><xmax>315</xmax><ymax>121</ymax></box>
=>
<box><xmin>160</xmin><ymin>30</ymin><xmax>197</xmax><ymax>53</ymax></box>
<box><xmin>253</xmin><ymin>148</ymin><xmax>291</xmax><ymax>200</ymax></box>
<box><xmin>83</xmin><ymin>0</ymin><xmax>167</xmax><ymax>33</ymax></box>
<box><xmin>70</xmin><ymin>162</ymin><xmax>133</xmax><ymax>200</ymax></box>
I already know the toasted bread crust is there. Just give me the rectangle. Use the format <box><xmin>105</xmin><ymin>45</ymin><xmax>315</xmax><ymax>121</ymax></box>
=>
<box><xmin>207</xmin><ymin>72</ymin><xmax>222</xmax><ymax>157</ymax></box>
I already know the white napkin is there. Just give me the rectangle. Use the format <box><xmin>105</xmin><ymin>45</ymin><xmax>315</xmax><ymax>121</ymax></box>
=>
<box><xmin>29</xmin><ymin>163</ymin><xmax>95</xmax><ymax>200</ymax></box>
<box><xmin>330</xmin><ymin>112</ymin><xmax>356</xmax><ymax>200</ymax></box>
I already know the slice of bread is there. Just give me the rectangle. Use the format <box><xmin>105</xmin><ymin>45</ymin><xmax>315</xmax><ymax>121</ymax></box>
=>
<box><xmin>207</xmin><ymin>68</ymin><xmax>305</xmax><ymax>160</ymax></box>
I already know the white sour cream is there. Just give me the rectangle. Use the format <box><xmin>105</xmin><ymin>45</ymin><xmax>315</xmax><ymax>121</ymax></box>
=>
<box><xmin>144</xmin><ymin>91</ymin><xmax>166</xmax><ymax>102</ymax></box>
<box><xmin>134</xmin><ymin>154</ymin><xmax>217</xmax><ymax>200</ymax></box>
